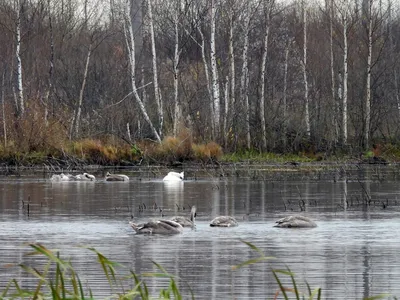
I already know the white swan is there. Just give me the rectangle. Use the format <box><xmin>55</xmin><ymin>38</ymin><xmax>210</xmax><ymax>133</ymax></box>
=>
<box><xmin>50</xmin><ymin>174</ymin><xmax>61</xmax><ymax>181</ymax></box>
<box><xmin>274</xmin><ymin>215</ymin><xmax>317</xmax><ymax>228</ymax></box>
<box><xmin>105</xmin><ymin>172</ymin><xmax>129</xmax><ymax>181</ymax></box>
<box><xmin>76</xmin><ymin>173</ymin><xmax>96</xmax><ymax>181</ymax></box>
<box><xmin>50</xmin><ymin>173</ymin><xmax>72</xmax><ymax>182</ymax></box>
<box><xmin>129</xmin><ymin>219</ymin><xmax>183</xmax><ymax>234</ymax></box>
<box><xmin>163</xmin><ymin>171</ymin><xmax>184</xmax><ymax>181</ymax></box>
<box><xmin>170</xmin><ymin>206</ymin><xmax>197</xmax><ymax>227</ymax></box>
<box><xmin>210</xmin><ymin>216</ymin><xmax>238</xmax><ymax>227</ymax></box>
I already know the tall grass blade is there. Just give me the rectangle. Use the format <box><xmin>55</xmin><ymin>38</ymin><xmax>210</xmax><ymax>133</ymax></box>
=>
<box><xmin>287</xmin><ymin>267</ymin><xmax>300</xmax><ymax>300</ymax></box>
<box><xmin>272</xmin><ymin>269</ymin><xmax>289</xmax><ymax>300</ymax></box>
<box><xmin>363</xmin><ymin>295</ymin><xmax>393</xmax><ymax>300</ymax></box>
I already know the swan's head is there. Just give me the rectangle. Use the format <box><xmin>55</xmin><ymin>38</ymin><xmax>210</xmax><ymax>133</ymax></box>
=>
<box><xmin>83</xmin><ymin>173</ymin><xmax>95</xmax><ymax>180</ymax></box>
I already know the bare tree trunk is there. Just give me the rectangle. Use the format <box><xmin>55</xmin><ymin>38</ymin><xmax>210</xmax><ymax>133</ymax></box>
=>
<box><xmin>302</xmin><ymin>0</ymin><xmax>310</xmax><ymax>137</ymax></box>
<box><xmin>147</xmin><ymin>0</ymin><xmax>163</xmax><ymax>138</ymax></box>
<box><xmin>259</xmin><ymin>0</ymin><xmax>271</xmax><ymax>150</ymax></box>
<box><xmin>197</xmin><ymin>27</ymin><xmax>213</xmax><ymax>136</ymax></box>
<box><xmin>228</xmin><ymin>10</ymin><xmax>235</xmax><ymax>139</ymax></box>
<box><xmin>224</xmin><ymin>76</ymin><xmax>229</xmax><ymax>146</ymax></box>
<box><xmin>74</xmin><ymin>43</ymin><xmax>92</xmax><ymax>138</ymax></box>
<box><xmin>1</xmin><ymin>70</ymin><xmax>6</xmax><ymax>147</ymax></box>
<box><xmin>173</xmin><ymin>0</ymin><xmax>182</xmax><ymax>137</ymax></box>
<box><xmin>388</xmin><ymin>1</ymin><xmax>400</xmax><ymax>121</ymax></box>
<box><xmin>210</xmin><ymin>0</ymin><xmax>220</xmax><ymax>139</ymax></box>
<box><xmin>342</xmin><ymin>4</ymin><xmax>348</xmax><ymax>145</ymax></box>
<box><xmin>365</xmin><ymin>0</ymin><xmax>373</xmax><ymax>149</ymax></box>
<box><xmin>43</xmin><ymin>0</ymin><xmax>54</xmax><ymax>127</ymax></box>
<box><xmin>283</xmin><ymin>39</ymin><xmax>290</xmax><ymax>150</ymax></box>
<box><xmin>240</xmin><ymin>11</ymin><xmax>251</xmax><ymax>149</ymax></box>
<box><xmin>15</xmin><ymin>0</ymin><xmax>24</xmax><ymax>117</ymax></box>
<box><xmin>124</xmin><ymin>0</ymin><xmax>161</xmax><ymax>142</ymax></box>
<box><xmin>328</xmin><ymin>0</ymin><xmax>337</xmax><ymax>143</ymax></box>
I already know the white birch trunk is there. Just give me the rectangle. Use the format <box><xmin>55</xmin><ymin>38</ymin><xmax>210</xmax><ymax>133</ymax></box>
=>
<box><xmin>283</xmin><ymin>40</ymin><xmax>290</xmax><ymax>150</ymax></box>
<box><xmin>16</xmin><ymin>0</ymin><xmax>24</xmax><ymax>116</ymax></box>
<box><xmin>74</xmin><ymin>43</ymin><xmax>92</xmax><ymax>138</ymax></box>
<box><xmin>173</xmin><ymin>0</ymin><xmax>182</xmax><ymax>137</ymax></box>
<box><xmin>210</xmin><ymin>0</ymin><xmax>220</xmax><ymax>138</ymax></box>
<box><xmin>43</xmin><ymin>0</ymin><xmax>54</xmax><ymax>127</ymax></box>
<box><xmin>124</xmin><ymin>0</ymin><xmax>161</xmax><ymax>142</ymax></box>
<box><xmin>229</xmin><ymin>14</ymin><xmax>235</xmax><ymax>125</ymax></box>
<box><xmin>259</xmin><ymin>0</ymin><xmax>270</xmax><ymax>150</ymax></box>
<box><xmin>329</xmin><ymin>0</ymin><xmax>337</xmax><ymax>143</ymax></box>
<box><xmin>147</xmin><ymin>0</ymin><xmax>163</xmax><ymax>138</ymax></box>
<box><xmin>302</xmin><ymin>0</ymin><xmax>310</xmax><ymax>137</ymax></box>
<box><xmin>224</xmin><ymin>76</ymin><xmax>229</xmax><ymax>146</ymax></box>
<box><xmin>197</xmin><ymin>27</ymin><xmax>214</xmax><ymax>135</ymax></box>
<box><xmin>365</xmin><ymin>0</ymin><xmax>373</xmax><ymax>148</ymax></box>
<box><xmin>227</xmin><ymin>8</ymin><xmax>235</xmax><ymax>144</ymax></box>
<box><xmin>240</xmin><ymin>12</ymin><xmax>251</xmax><ymax>149</ymax></box>
<box><xmin>342</xmin><ymin>5</ymin><xmax>348</xmax><ymax>144</ymax></box>
<box><xmin>1</xmin><ymin>71</ymin><xmax>6</xmax><ymax>147</ymax></box>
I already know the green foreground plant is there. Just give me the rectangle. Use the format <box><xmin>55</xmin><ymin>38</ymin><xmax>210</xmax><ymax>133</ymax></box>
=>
<box><xmin>0</xmin><ymin>242</ymin><xmax>396</xmax><ymax>300</ymax></box>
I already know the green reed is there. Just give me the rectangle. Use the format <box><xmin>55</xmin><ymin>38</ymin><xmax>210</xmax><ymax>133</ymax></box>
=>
<box><xmin>0</xmin><ymin>242</ymin><xmax>396</xmax><ymax>300</ymax></box>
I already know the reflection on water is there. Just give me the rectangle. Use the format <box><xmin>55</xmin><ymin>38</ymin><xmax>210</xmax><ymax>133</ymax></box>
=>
<box><xmin>1</xmin><ymin>167</ymin><xmax>400</xmax><ymax>299</ymax></box>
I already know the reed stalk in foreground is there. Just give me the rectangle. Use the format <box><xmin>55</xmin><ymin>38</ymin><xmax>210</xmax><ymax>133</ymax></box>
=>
<box><xmin>233</xmin><ymin>240</ymin><xmax>395</xmax><ymax>300</ymax></box>
<box><xmin>0</xmin><ymin>242</ymin><xmax>396</xmax><ymax>300</ymax></box>
<box><xmin>1</xmin><ymin>243</ymin><xmax>193</xmax><ymax>300</ymax></box>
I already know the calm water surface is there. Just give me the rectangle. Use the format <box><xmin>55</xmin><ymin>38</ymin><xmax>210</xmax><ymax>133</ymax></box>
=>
<box><xmin>1</xmin><ymin>166</ymin><xmax>400</xmax><ymax>299</ymax></box>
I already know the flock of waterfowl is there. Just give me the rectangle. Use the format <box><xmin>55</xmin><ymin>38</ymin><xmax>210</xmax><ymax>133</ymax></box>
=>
<box><xmin>130</xmin><ymin>206</ymin><xmax>317</xmax><ymax>234</ymax></box>
<box><xmin>50</xmin><ymin>170</ymin><xmax>317</xmax><ymax>234</ymax></box>
<box><xmin>50</xmin><ymin>172</ymin><xmax>130</xmax><ymax>182</ymax></box>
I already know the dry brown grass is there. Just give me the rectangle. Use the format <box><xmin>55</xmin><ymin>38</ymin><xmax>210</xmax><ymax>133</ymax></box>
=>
<box><xmin>192</xmin><ymin>141</ymin><xmax>223</xmax><ymax>161</ymax></box>
<box><xmin>137</xmin><ymin>129</ymin><xmax>223</xmax><ymax>164</ymax></box>
<box><xmin>69</xmin><ymin>138</ymin><xmax>137</xmax><ymax>164</ymax></box>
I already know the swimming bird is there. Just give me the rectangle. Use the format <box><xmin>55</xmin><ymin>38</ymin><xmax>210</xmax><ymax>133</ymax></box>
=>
<box><xmin>77</xmin><ymin>172</ymin><xmax>96</xmax><ymax>181</ymax></box>
<box><xmin>210</xmin><ymin>215</ymin><xmax>238</xmax><ymax>227</ymax></box>
<box><xmin>129</xmin><ymin>219</ymin><xmax>183</xmax><ymax>234</ymax></box>
<box><xmin>170</xmin><ymin>205</ymin><xmax>197</xmax><ymax>227</ymax></box>
<box><xmin>163</xmin><ymin>171</ymin><xmax>184</xmax><ymax>181</ymax></box>
<box><xmin>50</xmin><ymin>174</ymin><xmax>62</xmax><ymax>181</ymax></box>
<box><xmin>274</xmin><ymin>215</ymin><xmax>317</xmax><ymax>228</ymax></box>
<box><xmin>105</xmin><ymin>172</ymin><xmax>129</xmax><ymax>181</ymax></box>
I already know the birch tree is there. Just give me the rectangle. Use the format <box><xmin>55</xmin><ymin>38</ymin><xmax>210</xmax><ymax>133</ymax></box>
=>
<box><xmin>327</xmin><ymin>0</ymin><xmax>337</xmax><ymax>143</ymax></box>
<box><xmin>197</xmin><ymin>26</ymin><xmax>213</xmax><ymax>135</ymax></box>
<box><xmin>336</xmin><ymin>0</ymin><xmax>349</xmax><ymax>145</ymax></box>
<box><xmin>302</xmin><ymin>0</ymin><xmax>310</xmax><ymax>138</ymax></box>
<box><xmin>282</xmin><ymin>38</ymin><xmax>291</xmax><ymax>150</ymax></box>
<box><xmin>259</xmin><ymin>0</ymin><xmax>273</xmax><ymax>150</ymax></box>
<box><xmin>210</xmin><ymin>0</ymin><xmax>221</xmax><ymax>139</ymax></box>
<box><xmin>224</xmin><ymin>0</ymin><xmax>236</xmax><ymax>146</ymax></box>
<box><xmin>147</xmin><ymin>0</ymin><xmax>164</xmax><ymax>138</ymax></box>
<box><xmin>388</xmin><ymin>0</ymin><xmax>400</xmax><ymax>119</ymax></box>
<box><xmin>124</xmin><ymin>0</ymin><xmax>161</xmax><ymax>142</ymax></box>
<box><xmin>73</xmin><ymin>42</ymin><xmax>92</xmax><ymax>138</ymax></box>
<box><xmin>173</xmin><ymin>0</ymin><xmax>182</xmax><ymax>137</ymax></box>
<box><xmin>1</xmin><ymin>70</ymin><xmax>6</xmax><ymax>147</ymax></box>
<box><xmin>364</xmin><ymin>0</ymin><xmax>373</xmax><ymax>148</ymax></box>
<box><xmin>15</xmin><ymin>0</ymin><xmax>24</xmax><ymax>117</ymax></box>
<box><xmin>240</xmin><ymin>3</ymin><xmax>251</xmax><ymax>149</ymax></box>
<box><xmin>42</xmin><ymin>0</ymin><xmax>54</xmax><ymax>127</ymax></box>
<box><xmin>342</xmin><ymin>1</ymin><xmax>349</xmax><ymax>145</ymax></box>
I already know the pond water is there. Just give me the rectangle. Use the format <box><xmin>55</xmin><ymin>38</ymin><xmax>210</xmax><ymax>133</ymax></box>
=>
<box><xmin>0</xmin><ymin>165</ymin><xmax>400</xmax><ymax>299</ymax></box>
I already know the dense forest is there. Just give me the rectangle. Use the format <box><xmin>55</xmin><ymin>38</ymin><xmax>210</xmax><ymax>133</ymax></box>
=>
<box><xmin>0</xmin><ymin>0</ymin><xmax>400</xmax><ymax>160</ymax></box>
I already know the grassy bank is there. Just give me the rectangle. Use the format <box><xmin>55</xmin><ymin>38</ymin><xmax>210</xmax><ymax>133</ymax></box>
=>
<box><xmin>1</xmin><ymin>242</ymin><xmax>395</xmax><ymax>300</ymax></box>
<box><xmin>0</xmin><ymin>130</ymin><xmax>398</xmax><ymax>167</ymax></box>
